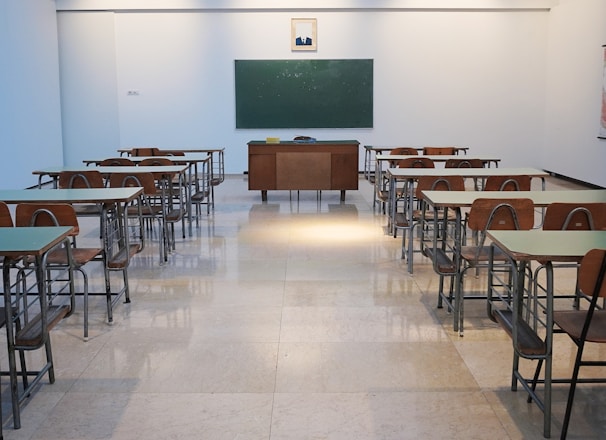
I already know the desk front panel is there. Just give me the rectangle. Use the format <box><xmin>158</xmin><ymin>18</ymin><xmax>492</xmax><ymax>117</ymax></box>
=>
<box><xmin>248</xmin><ymin>141</ymin><xmax>359</xmax><ymax>192</ymax></box>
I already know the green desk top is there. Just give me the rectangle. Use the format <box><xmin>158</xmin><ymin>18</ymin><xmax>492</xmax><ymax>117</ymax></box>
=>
<box><xmin>488</xmin><ymin>230</ymin><xmax>606</xmax><ymax>262</ymax></box>
<box><xmin>387</xmin><ymin>167</ymin><xmax>547</xmax><ymax>179</ymax></box>
<box><xmin>376</xmin><ymin>154</ymin><xmax>500</xmax><ymax>162</ymax></box>
<box><xmin>0</xmin><ymin>226</ymin><xmax>73</xmax><ymax>257</ymax></box>
<box><xmin>82</xmin><ymin>154</ymin><xmax>211</xmax><ymax>165</ymax></box>
<box><xmin>32</xmin><ymin>165</ymin><xmax>187</xmax><ymax>177</ymax></box>
<box><xmin>364</xmin><ymin>145</ymin><xmax>469</xmax><ymax>152</ymax></box>
<box><xmin>117</xmin><ymin>147</ymin><xmax>224</xmax><ymax>153</ymax></box>
<box><xmin>0</xmin><ymin>188</ymin><xmax>143</xmax><ymax>204</ymax></box>
<box><xmin>423</xmin><ymin>190</ymin><xmax>606</xmax><ymax>208</ymax></box>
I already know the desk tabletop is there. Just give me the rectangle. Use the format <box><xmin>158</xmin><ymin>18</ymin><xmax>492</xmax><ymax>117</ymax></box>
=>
<box><xmin>83</xmin><ymin>153</ymin><xmax>211</xmax><ymax>165</ymax></box>
<box><xmin>0</xmin><ymin>187</ymin><xmax>143</xmax><ymax>204</ymax></box>
<box><xmin>387</xmin><ymin>167</ymin><xmax>547</xmax><ymax>179</ymax></box>
<box><xmin>0</xmin><ymin>226</ymin><xmax>74</xmax><ymax>257</ymax></box>
<box><xmin>376</xmin><ymin>154</ymin><xmax>499</xmax><ymax>162</ymax></box>
<box><xmin>422</xmin><ymin>189</ymin><xmax>606</xmax><ymax>208</ymax></box>
<box><xmin>365</xmin><ymin>145</ymin><xmax>469</xmax><ymax>153</ymax></box>
<box><xmin>488</xmin><ymin>230</ymin><xmax>606</xmax><ymax>262</ymax></box>
<box><xmin>32</xmin><ymin>165</ymin><xmax>187</xmax><ymax>177</ymax></box>
<box><xmin>117</xmin><ymin>147</ymin><xmax>225</xmax><ymax>154</ymax></box>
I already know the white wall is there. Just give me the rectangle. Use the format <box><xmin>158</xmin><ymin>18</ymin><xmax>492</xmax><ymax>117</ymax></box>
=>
<box><xmin>0</xmin><ymin>0</ymin><xmax>63</xmax><ymax>189</ymax></box>
<box><xmin>58</xmin><ymin>12</ymin><xmax>121</xmax><ymax>168</ymax></box>
<box><xmin>541</xmin><ymin>0</ymin><xmax>606</xmax><ymax>187</ymax></box>
<box><xmin>56</xmin><ymin>6</ymin><xmax>550</xmax><ymax>173</ymax></box>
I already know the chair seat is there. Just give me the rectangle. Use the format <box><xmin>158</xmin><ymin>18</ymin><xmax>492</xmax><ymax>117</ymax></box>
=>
<box><xmin>46</xmin><ymin>247</ymin><xmax>103</xmax><ymax>266</ymax></box>
<box><xmin>554</xmin><ymin>310</ymin><xmax>606</xmax><ymax>343</ymax></box>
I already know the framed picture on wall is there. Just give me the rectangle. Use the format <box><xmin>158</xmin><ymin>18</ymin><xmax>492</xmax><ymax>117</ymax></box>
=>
<box><xmin>600</xmin><ymin>45</ymin><xmax>606</xmax><ymax>139</ymax></box>
<box><xmin>292</xmin><ymin>18</ymin><xmax>317</xmax><ymax>51</ymax></box>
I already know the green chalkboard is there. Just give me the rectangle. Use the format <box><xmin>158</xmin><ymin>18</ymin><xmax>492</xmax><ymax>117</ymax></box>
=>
<box><xmin>235</xmin><ymin>59</ymin><xmax>373</xmax><ymax>129</ymax></box>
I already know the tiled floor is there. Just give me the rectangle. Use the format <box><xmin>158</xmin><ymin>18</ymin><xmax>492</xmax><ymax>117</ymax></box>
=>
<box><xmin>1</xmin><ymin>174</ymin><xmax>605</xmax><ymax>439</ymax></box>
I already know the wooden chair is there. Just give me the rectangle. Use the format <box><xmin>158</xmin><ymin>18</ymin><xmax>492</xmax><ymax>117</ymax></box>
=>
<box><xmin>484</xmin><ymin>175</ymin><xmax>531</xmax><ymax>191</ymax></box>
<box><xmin>109</xmin><ymin>172</ymin><xmax>170</xmax><ymax>262</ymax></box>
<box><xmin>396</xmin><ymin>157</ymin><xmax>435</xmax><ymax>168</ymax></box>
<box><xmin>158</xmin><ymin>150</ymin><xmax>185</xmax><ymax>156</ymax></box>
<box><xmin>58</xmin><ymin>170</ymin><xmax>107</xmax><ymax>226</ymax></box>
<box><xmin>5</xmin><ymin>204</ymin><xmax>84</xmax><ymax>428</ymax></box>
<box><xmin>552</xmin><ymin>248</ymin><xmax>606</xmax><ymax>439</ymax></box>
<box><xmin>400</xmin><ymin>175</ymin><xmax>465</xmax><ymax>271</ymax></box>
<box><xmin>444</xmin><ymin>158</ymin><xmax>484</xmax><ymax>168</ymax></box>
<box><xmin>138</xmin><ymin>157</ymin><xmax>186</xmax><ymax>242</ymax></box>
<box><xmin>390</xmin><ymin>147</ymin><xmax>418</xmax><ymax>155</ymax></box>
<box><xmin>422</xmin><ymin>146</ymin><xmax>456</xmax><ymax>155</ymax></box>
<box><xmin>533</xmin><ymin>202</ymin><xmax>606</xmax><ymax>309</ymax></box>
<box><xmin>387</xmin><ymin>147</ymin><xmax>418</xmax><ymax>167</ymax></box>
<box><xmin>100</xmin><ymin>157</ymin><xmax>135</xmax><ymax>166</ymax></box>
<box><xmin>445</xmin><ymin>158</ymin><xmax>484</xmax><ymax>190</ymax></box>
<box><xmin>390</xmin><ymin>157</ymin><xmax>435</xmax><ymax>238</ymax></box>
<box><xmin>456</xmin><ymin>198</ymin><xmax>535</xmax><ymax>335</ymax></box>
<box><xmin>0</xmin><ymin>201</ymin><xmax>13</xmax><ymax>227</ymax></box>
<box><xmin>132</xmin><ymin>147</ymin><xmax>161</xmax><ymax>156</ymax></box>
<box><xmin>16</xmin><ymin>203</ymin><xmax>103</xmax><ymax>340</ymax></box>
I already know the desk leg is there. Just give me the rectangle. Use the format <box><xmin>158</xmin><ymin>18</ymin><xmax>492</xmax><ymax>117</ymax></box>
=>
<box><xmin>261</xmin><ymin>190</ymin><xmax>267</xmax><ymax>202</ymax></box>
<box><xmin>340</xmin><ymin>190</ymin><xmax>346</xmax><ymax>202</ymax></box>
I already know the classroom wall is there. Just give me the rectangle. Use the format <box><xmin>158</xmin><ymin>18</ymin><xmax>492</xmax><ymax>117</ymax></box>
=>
<box><xmin>2</xmin><ymin>0</ymin><xmax>605</xmax><ymax>188</ymax></box>
<box><xmin>55</xmin><ymin>3</ymin><xmax>550</xmax><ymax>174</ymax></box>
<box><xmin>0</xmin><ymin>0</ymin><xmax>63</xmax><ymax>189</ymax></box>
<box><xmin>541</xmin><ymin>0</ymin><xmax>606</xmax><ymax>187</ymax></box>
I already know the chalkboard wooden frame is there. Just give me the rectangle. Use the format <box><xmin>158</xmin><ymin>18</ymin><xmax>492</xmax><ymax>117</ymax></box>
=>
<box><xmin>235</xmin><ymin>59</ymin><xmax>373</xmax><ymax>129</ymax></box>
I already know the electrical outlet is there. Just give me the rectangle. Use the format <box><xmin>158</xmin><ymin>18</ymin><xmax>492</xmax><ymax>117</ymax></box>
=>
<box><xmin>126</xmin><ymin>90</ymin><xmax>140</xmax><ymax>96</ymax></box>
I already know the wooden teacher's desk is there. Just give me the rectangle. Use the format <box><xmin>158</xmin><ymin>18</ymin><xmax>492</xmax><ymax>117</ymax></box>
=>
<box><xmin>247</xmin><ymin>140</ymin><xmax>359</xmax><ymax>201</ymax></box>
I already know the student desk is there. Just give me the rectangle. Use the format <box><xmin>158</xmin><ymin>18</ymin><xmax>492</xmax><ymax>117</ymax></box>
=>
<box><xmin>421</xmin><ymin>189</ymin><xmax>606</xmax><ymax>335</ymax></box>
<box><xmin>0</xmin><ymin>187</ymin><xmax>144</xmax><ymax>329</ymax></box>
<box><xmin>363</xmin><ymin>145</ymin><xmax>469</xmax><ymax>182</ymax></box>
<box><xmin>117</xmin><ymin>147</ymin><xmax>225</xmax><ymax>199</ymax></box>
<box><xmin>32</xmin><ymin>165</ymin><xmax>189</xmax><ymax>238</ymax></box>
<box><xmin>85</xmin><ymin>154</ymin><xmax>214</xmax><ymax>221</ymax></box>
<box><xmin>0</xmin><ymin>226</ymin><xmax>74</xmax><ymax>429</ymax></box>
<box><xmin>486</xmin><ymin>230</ymin><xmax>606</xmax><ymax>439</ymax></box>
<box><xmin>385</xmin><ymin>167</ymin><xmax>549</xmax><ymax>268</ymax></box>
<box><xmin>373</xmin><ymin>154</ymin><xmax>501</xmax><ymax>209</ymax></box>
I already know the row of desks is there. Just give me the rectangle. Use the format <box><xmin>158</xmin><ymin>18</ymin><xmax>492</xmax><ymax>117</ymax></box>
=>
<box><xmin>377</xmin><ymin>156</ymin><xmax>606</xmax><ymax>438</ymax></box>
<box><xmin>0</xmin><ymin>149</ymin><xmax>225</xmax><ymax>432</ymax></box>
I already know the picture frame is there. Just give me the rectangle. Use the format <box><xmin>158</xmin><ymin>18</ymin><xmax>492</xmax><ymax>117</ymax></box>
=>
<box><xmin>291</xmin><ymin>18</ymin><xmax>317</xmax><ymax>51</ymax></box>
<box><xmin>600</xmin><ymin>45</ymin><xmax>606</xmax><ymax>139</ymax></box>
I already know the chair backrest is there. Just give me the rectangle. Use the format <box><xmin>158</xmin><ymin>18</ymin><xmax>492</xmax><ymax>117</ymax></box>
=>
<box><xmin>58</xmin><ymin>170</ymin><xmax>105</xmax><ymax>189</ymax></box>
<box><xmin>0</xmin><ymin>201</ymin><xmax>13</xmax><ymax>227</ymax></box>
<box><xmin>138</xmin><ymin>158</ymin><xmax>173</xmax><ymax>166</ymax></box>
<box><xmin>578</xmin><ymin>249</ymin><xmax>606</xmax><ymax>300</ymax></box>
<box><xmin>543</xmin><ymin>202</ymin><xmax>606</xmax><ymax>231</ymax></box>
<box><xmin>444</xmin><ymin>158</ymin><xmax>484</xmax><ymax>169</ymax></box>
<box><xmin>389</xmin><ymin>147</ymin><xmax>418</xmax><ymax>156</ymax></box>
<box><xmin>484</xmin><ymin>175</ymin><xmax>531</xmax><ymax>191</ymax></box>
<box><xmin>422</xmin><ymin>147</ymin><xmax>456</xmax><ymax>155</ymax></box>
<box><xmin>396</xmin><ymin>157</ymin><xmax>435</xmax><ymax>168</ymax></box>
<box><xmin>108</xmin><ymin>172</ymin><xmax>158</xmax><ymax>196</ymax></box>
<box><xmin>467</xmin><ymin>198</ymin><xmax>535</xmax><ymax>232</ymax></box>
<box><xmin>415</xmin><ymin>175</ymin><xmax>466</xmax><ymax>198</ymax></box>
<box><xmin>158</xmin><ymin>150</ymin><xmax>185</xmax><ymax>156</ymax></box>
<box><xmin>132</xmin><ymin>147</ymin><xmax>161</xmax><ymax>156</ymax></box>
<box><xmin>100</xmin><ymin>158</ymin><xmax>135</xmax><ymax>166</ymax></box>
<box><xmin>15</xmin><ymin>203</ymin><xmax>79</xmax><ymax>236</ymax></box>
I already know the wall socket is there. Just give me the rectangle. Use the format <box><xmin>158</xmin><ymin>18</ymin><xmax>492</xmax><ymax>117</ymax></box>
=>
<box><xmin>126</xmin><ymin>90</ymin><xmax>140</xmax><ymax>96</ymax></box>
